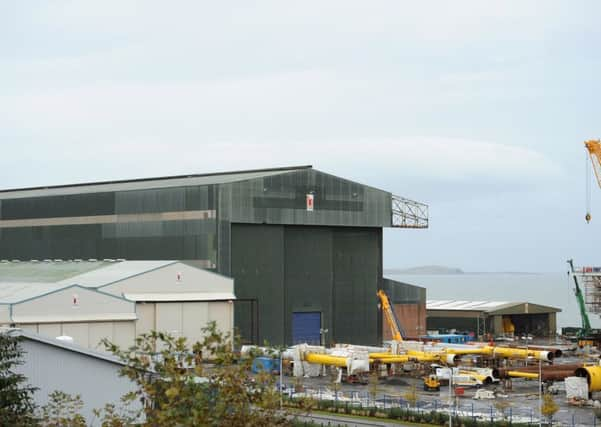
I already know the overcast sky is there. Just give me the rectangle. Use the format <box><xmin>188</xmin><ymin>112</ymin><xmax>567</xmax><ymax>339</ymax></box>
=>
<box><xmin>1</xmin><ymin>1</ymin><xmax>600</xmax><ymax>272</ymax></box>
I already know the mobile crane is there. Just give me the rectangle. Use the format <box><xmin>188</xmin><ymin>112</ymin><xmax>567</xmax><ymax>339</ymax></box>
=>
<box><xmin>567</xmin><ymin>259</ymin><xmax>595</xmax><ymax>347</ymax></box>
<box><xmin>584</xmin><ymin>139</ymin><xmax>601</xmax><ymax>223</ymax></box>
<box><xmin>377</xmin><ymin>289</ymin><xmax>405</xmax><ymax>342</ymax></box>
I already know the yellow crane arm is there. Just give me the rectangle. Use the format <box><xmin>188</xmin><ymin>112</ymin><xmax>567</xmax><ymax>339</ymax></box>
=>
<box><xmin>585</xmin><ymin>140</ymin><xmax>601</xmax><ymax>189</ymax></box>
<box><xmin>377</xmin><ymin>290</ymin><xmax>403</xmax><ymax>342</ymax></box>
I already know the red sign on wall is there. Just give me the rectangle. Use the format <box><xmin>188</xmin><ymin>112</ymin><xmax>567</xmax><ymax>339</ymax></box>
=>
<box><xmin>306</xmin><ymin>194</ymin><xmax>314</xmax><ymax>211</ymax></box>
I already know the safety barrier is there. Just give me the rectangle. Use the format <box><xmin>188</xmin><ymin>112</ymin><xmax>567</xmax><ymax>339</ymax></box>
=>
<box><xmin>281</xmin><ymin>383</ymin><xmax>601</xmax><ymax>426</ymax></box>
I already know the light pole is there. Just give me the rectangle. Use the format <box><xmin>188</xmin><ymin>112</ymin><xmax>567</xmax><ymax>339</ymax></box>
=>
<box><xmin>449</xmin><ymin>368</ymin><xmax>453</xmax><ymax>427</ymax></box>
<box><xmin>279</xmin><ymin>348</ymin><xmax>284</xmax><ymax>410</ymax></box>
<box><xmin>538</xmin><ymin>357</ymin><xmax>542</xmax><ymax>427</ymax></box>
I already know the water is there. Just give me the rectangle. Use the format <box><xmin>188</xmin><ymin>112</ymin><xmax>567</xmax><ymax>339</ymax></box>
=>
<box><xmin>385</xmin><ymin>272</ymin><xmax>601</xmax><ymax>330</ymax></box>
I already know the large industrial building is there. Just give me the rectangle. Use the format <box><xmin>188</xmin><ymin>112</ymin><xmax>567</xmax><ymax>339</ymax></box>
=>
<box><xmin>0</xmin><ymin>166</ymin><xmax>428</xmax><ymax>346</ymax></box>
<box><xmin>0</xmin><ymin>260</ymin><xmax>235</xmax><ymax>349</ymax></box>
<box><xmin>426</xmin><ymin>300</ymin><xmax>560</xmax><ymax>338</ymax></box>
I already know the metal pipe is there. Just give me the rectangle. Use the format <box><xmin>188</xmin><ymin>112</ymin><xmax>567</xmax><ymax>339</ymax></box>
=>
<box><xmin>496</xmin><ymin>368</ymin><xmax>577</xmax><ymax>381</ymax></box>
<box><xmin>492</xmin><ymin>347</ymin><xmax>553</xmax><ymax>361</ymax></box>
<box><xmin>507</xmin><ymin>371</ymin><xmax>539</xmax><ymax>379</ymax></box>
<box><xmin>575</xmin><ymin>366</ymin><xmax>601</xmax><ymax>392</ymax></box>
<box><xmin>304</xmin><ymin>353</ymin><xmax>348</xmax><ymax>368</ymax></box>
<box><xmin>446</xmin><ymin>347</ymin><xmax>493</xmax><ymax>356</ymax></box>
<box><xmin>406</xmin><ymin>350</ymin><xmax>443</xmax><ymax>362</ymax></box>
<box><xmin>373</xmin><ymin>356</ymin><xmax>410</xmax><ymax>364</ymax></box>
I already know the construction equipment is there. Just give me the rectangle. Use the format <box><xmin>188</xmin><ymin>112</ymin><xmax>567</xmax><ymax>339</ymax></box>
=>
<box><xmin>377</xmin><ymin>290</ymin><xmax>404</xmax><ymax>342</ymax></box>
<box><xmin>584</xmin><ymin>139</ymin><xmax>601</xmax><ymax>223</ymax></box>
<box><xmin>567</xmin><ymin>259</ymin><xmax>595</xmax><ymax>346</ymax></box>
<box><xmin>423</xmin><ymin>374</ymin><xmax>441</xmax><ymax>391</ymax></box>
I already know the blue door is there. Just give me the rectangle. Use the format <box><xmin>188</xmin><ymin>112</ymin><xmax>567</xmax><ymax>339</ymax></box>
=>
<box><xmin>292</xmin><ymin>312</ymin><xmax>321</xmax><ymax>345</ymax></box>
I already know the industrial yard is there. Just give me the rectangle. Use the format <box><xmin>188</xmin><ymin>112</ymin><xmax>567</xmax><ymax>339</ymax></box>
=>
<box><xmin>3</xmin><ymin>3</ymin><xmax>601</xmax><ymax>426</ymax></box>
<box><xmin>2</xmin><ymin>160</ymin><xmax>601</xmax><ymax>425</ymax></box>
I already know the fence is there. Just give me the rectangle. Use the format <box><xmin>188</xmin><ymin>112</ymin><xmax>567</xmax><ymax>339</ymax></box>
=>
<box><xmin>281</xmin><ymin>384</ymin><xmax>600</xmax><ymax>426</ymax></box>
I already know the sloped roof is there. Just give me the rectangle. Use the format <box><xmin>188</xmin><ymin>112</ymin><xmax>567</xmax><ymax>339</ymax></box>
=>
<box><xmin>426</xmin><ymin>300</ymin><xmax>561</xmax><ymax>314</ymax></box>
<box><xmin>0</xmin><ymin>166</ymin><xmax>312</xmax><ymax>199</ymax></box>
<box><xmin>0</xmin><ymin>260</ymin><xmax>108</xmax><ymax>282</ymax></box>
<box><xmin>56</xmin><ymin>260</ymin><xmax>175</xmax><ymax>288</ymax></box>
<box><xmin>1</xmin><ymin>327</ymin><xmax>125</xmax><ymax>365</ymax></box>
<box><xmin>0</xmin><ymin>260</ymin><xmax>176</xmax><ymax>303</ymax></box>
<box><xmin>427</xmin><ymin>300</ymin><xmax>512</xmax><ymax>311</ymax></box>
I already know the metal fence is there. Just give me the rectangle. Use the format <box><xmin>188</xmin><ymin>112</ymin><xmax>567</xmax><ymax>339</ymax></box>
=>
<box><xmin>281</xmin><ymin>384</ymin><xmax>600</xmax><ymax>427</ymax></box>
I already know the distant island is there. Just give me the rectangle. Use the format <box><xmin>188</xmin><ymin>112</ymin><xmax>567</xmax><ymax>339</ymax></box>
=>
<box><xmin>384</xmin><ymin>265</ymin><xmax>464</xmax><ymax>275</ymax></box>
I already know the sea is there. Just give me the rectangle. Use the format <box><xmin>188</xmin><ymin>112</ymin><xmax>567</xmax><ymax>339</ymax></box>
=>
<box><xmin>384</xmin><ymin>272</ymin><xmax>601</xmax><ymax>330</ymax></box>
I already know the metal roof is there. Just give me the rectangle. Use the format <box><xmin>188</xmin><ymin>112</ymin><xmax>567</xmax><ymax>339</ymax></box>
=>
<box><xmin>123</xmin><ymin>292</ymin><xmax>235</xmax><ymax>302</ymax></box>
<box><xmin>0</xmin><ymin>260</ymin><xmax>175</xmax><ymax>303</ymax></box>
<box><xmin>1</xmin><ymin>327</ymin><xmax>126</xmax><ymax>366</ymax></box>
<box><xmin>0</xmin><ymin>282</ymin><xmax>67</xmax><ymax>303</ymax></box>
<box><xmin>426</xmin><ymin>300</ymin><xmax>561</xmax><ymax>313</ymax></box>
<box><xmin>57</xmin><ymin>260</ymin><xmax>176</xmax><ymax>288</ymax></box>
<box><xmin>0</xmin><ymin>165</ymin><xmax>312</xmax><ymax>199</ymax></box>
<box><xmin>427</xmin><ymin>300</ymin><xmax>517</xmax><ymax>311</ymax></box>
<box><xmin>0</xmin><ymin>260</ymin><xmax>108</xmax><ymax>282</ymax></box>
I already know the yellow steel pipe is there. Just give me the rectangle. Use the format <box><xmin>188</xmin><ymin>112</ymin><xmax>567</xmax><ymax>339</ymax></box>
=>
<box><xmin>373</xmin><ymin>356</ymin><xmax>410</xmax><ymax>364</ymax></box>
<box><xmin>446</xmin><ymin>347</ymin><xmax>493</xmax><ymax>356</ymax></box>
<box><xmin>406</xmin><ymin>350</ymin><xmax>443</xmax><ymax>362</ymax></box>
<box><xmin>507</xmin><ymin>371</ymin><xmax>539</xmax><ymax>379</ymax></box>
<box><xmin>304</xmin><ymin>353</ymin><xmax>348</xmax><ymax>368</ymax></box>
<box><xmin>575</xmin><ymin>366</ymin><xmax>601</xmax><ymax>392</ymax></box>
<box><xmin>492</xmin><ymin>347</ymin><xmax>552</xmax><ymax>361</ymax></box>
<box><xmin>369</xmin><ymin>352</ymin><xmax>395</xmax><ymax>359</ymax></box>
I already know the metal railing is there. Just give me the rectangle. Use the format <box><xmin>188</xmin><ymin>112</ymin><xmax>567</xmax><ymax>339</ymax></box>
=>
<box><xmin>391</xmin><ymin>195</ymin><xmax>429</xmax><ymax>229</ymax></box>
<box><xmin>282</xmin><ymin>384</ymin><xmax>599</xmax><ymax>426</ymax></box>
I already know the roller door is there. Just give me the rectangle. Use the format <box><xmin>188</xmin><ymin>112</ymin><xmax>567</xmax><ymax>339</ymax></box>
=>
<box><xmin>292</xmin><ymin>312</ymin><xmax>321</xmax><ymax>345</ymax></box>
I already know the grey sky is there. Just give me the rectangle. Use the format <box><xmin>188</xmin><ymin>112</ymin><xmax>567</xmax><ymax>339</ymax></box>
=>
<box><xmin>1</xmin><ymin>1</ymin><xmax>600</xmax><ymax>272</ymax></box>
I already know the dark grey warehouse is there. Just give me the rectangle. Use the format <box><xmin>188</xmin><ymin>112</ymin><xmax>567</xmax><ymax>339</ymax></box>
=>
<box><xmin>0</xmin><ymin>166</ymin><xmax>428</xmax><ymax>346</ymax></box>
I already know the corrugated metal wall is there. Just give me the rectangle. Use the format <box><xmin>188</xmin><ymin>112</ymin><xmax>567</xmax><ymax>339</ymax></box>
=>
<box><xmin>0</xmin><ymin>186</ymin><xmax>218</xmax><ymax>262</ymax></box>
<box><xmin>0</xmin><ymin>169</ymin><xmax>392</xmax><ymax>346</ymax></box>
<box><xmin>231</xmin><ymin>223</ymin><xmax>381</xmax><ymax>346</ymax></box>
<box><xmin>17</xmin><ymin>339</ymin><xmax>138</xmax><ymax>423</ymax></box>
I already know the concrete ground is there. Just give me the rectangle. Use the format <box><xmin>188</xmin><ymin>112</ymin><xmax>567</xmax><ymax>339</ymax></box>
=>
<box><xmin>285</xmin><ymin>367</ymin><xmax>600</xmax><ymax>426</ymax></box>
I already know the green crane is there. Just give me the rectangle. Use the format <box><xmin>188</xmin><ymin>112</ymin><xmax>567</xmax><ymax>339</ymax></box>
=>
<box><xmin>567</xmin><ymin>259</ymin><xmax>592</xmax><ymax>337</ymax></box>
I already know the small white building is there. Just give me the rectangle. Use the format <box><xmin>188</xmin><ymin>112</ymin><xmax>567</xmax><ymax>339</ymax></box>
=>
<box><xmin>0</xmin><ymin>260</ymin><xmax>235</xmax><ymax>349</ymax></box>
<box><xmin>3</xmin><ymin>327</ymin><xmax>139</xmax><ymax>423</ymax></box>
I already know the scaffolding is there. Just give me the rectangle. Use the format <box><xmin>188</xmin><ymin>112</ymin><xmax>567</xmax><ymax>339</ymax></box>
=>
<box><xmin>391</xmin><ymin>195</ymin><xmax>429</xmax><ymax>228</ymax></box>
<box><xmin>574</xmin><ymin>267</ymin><xmax>601</xmax><ymax>314</ymax></box>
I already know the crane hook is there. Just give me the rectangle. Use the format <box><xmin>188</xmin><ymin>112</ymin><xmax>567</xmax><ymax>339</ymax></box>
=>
<box><xmin>586</xmin><ymin>212</ymin><xmax>592</xmax><ymax>223</ymax></box>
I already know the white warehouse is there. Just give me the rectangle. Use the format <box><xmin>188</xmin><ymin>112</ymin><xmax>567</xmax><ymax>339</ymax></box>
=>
<box><xmin>0</xmin><ymin>260</ymin><xmax>235</xmax><ymax>350</ymax></box>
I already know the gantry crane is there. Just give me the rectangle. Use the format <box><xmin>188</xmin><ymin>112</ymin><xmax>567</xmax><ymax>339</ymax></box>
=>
<box><xmin>377</xmin><ymin>289</ymin><xmax>404</xmax><ymax>342</ymax></box>
<box><xmin>584</xmin><ymin>139</ymin><xmax>601</xmax><ymax>223</ymax></box>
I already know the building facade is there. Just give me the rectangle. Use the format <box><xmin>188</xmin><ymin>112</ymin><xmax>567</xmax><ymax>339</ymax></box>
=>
<box><xmin>0</xmin><ymin>166</ymin><xmax>427</xmax><ymax>345</ymax></box>
<box><xmin>382</xmin><ymin>279</ymin><xmax>426</xmax><ymax>340</ymax></box>
<box><xmin>0</xmin><ymin>260</ymin><xmax>235</xmax><ymax>349</ymax></box>
<box><xmin>426</xmin><ymin>300</ymin><xmax>560</xmax><ymax>338</ymax></box>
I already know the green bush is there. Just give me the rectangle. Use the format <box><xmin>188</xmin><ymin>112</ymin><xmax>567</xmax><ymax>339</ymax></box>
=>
<box><xmin>388</xmin><ymin>407</ymin><xmax>401</xmax><ymax>419</ymax></box>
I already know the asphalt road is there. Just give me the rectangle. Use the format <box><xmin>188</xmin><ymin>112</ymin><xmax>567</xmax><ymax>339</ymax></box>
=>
<box><xmin>292</xmin><ymin>413</ymin><xmax>419</xmax><ymax>427</ymax></box>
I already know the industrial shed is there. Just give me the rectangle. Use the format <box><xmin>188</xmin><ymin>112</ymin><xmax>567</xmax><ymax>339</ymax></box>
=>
<box><xmin>426</xmin><ymin>300</ymin><xmax>561</xmax><ymax>339</ymax></box>
<box><xmin>382</xmin><ymin>279</ymin><xmax>426</xmax><ymax>340</ymax></box>
<box><xmin>0</xmin><ymin>166</ymin><xmax>428</xmax><ymax>346</ymax></box>
<box><xmin>0</xmin><ymin>260</ymin><xmax>235</xmax><ymax>349</ymax></box>
<box><xmin>3</xmin><ymin>328</ymin><xmax>138</xmax><ymax>423</ymax></box>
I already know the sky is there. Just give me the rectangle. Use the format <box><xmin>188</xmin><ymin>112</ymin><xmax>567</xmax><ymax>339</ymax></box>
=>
<box><xmin>1</xmin><ymin>1</ymin><xmax>601</xmax><ymax>272</ymax></box>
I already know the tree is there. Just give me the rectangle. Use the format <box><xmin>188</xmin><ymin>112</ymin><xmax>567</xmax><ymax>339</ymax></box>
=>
<box><xmin>403</xmin><ymin>382</ymin><xmax>418</xmax><ymax>408</ymax></box>
<box><xmin>0</xmin><ymin>332</ymin><xmax>37</xmax><ymax>425</ymax></box>
<box><xmin>540</xmin><ymin>393</ymin><xmax>559</xmax><ymax>424</ymax></box>
<box><xmin>368</xmin><ymin>370</ymin><xmax>379</xmax><ymax>404</ymax></box>
<box><xmin>39</xmin><ymin>391</ymin><xmax>86</xmax><ymax>427</ymax></box>
<box><xmin>102</xmin><ymin>321</ymin><xmax>291</xmax><ymax>426</ymax></box>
